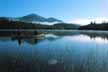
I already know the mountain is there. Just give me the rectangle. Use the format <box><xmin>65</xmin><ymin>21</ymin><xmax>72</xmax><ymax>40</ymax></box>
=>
<box><xmin>18</xmin><ymin>14</ymin><xmax>46</xmax><ymax>22</ymax></box>
<box><xmin>18</xmin><ymin>13</ymin><xmax>63</xmax><ymax>23</ymax></box>
<box><xmin>47</xmin><ymin>17</ymin><xmax>62</xmax><ymax>22</ymax></box>
<box><xmin>0</xmin><ymin>14</ymin><xmax>80</xmax><ymax>30</ymax></box>
<box><xmin>0</xmin><ymin>17</ymin><xmax>80</xmax><ymax>30</ymax></box>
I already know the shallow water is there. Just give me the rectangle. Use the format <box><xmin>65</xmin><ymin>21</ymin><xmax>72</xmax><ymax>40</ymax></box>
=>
<box><xmin>0</xmin><ymin>30</ymin><xmax>108</xmax><ymax>72</ymax></box>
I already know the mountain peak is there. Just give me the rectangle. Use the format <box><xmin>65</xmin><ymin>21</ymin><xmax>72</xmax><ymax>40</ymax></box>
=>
<box><xmin>24</xmin><ymin>13</ymin><xmax>41</xmax><ymax>17</ymax></box>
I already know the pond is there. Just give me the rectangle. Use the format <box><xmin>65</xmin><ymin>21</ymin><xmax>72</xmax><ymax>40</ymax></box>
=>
<box><xmin>0</xmin><ymin>30</ymin><xmax>108</xmax><ymax>72</ymax></box>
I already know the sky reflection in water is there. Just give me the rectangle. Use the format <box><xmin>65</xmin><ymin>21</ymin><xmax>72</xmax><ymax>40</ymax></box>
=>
<box><xmin>0</xmin><ymin>30</ymin><xmax>108</xmax><ymax>72</ymax></box>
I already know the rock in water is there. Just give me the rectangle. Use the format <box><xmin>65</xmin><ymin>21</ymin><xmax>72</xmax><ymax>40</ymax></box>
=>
<box><xmin>48</xmin><ymin>59</ymin><xmax>58</xmax><ymax>65</ymax></box>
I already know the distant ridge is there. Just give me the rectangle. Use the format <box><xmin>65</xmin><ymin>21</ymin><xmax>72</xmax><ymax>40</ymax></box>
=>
<box><xmin>0</xmin><ymin>13</ymin><xmax>80</xmax><ymax>30</ymax></box>
<box><xmin>18</xmin><ymin>13</ymin><xmax>63</xmax><ymax>23</ymax></box>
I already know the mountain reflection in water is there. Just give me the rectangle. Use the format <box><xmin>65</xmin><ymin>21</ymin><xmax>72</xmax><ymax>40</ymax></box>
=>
<box><xmin>0</xmin><ymin>30</ymin><xmax>108</xmax><ymax>72</ymax></box>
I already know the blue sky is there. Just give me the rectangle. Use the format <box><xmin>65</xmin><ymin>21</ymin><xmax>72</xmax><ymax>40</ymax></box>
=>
<box><xmin>0</xmin><ymin>0</ymin><xmax>108</xmax><ymax>25</ymax></box>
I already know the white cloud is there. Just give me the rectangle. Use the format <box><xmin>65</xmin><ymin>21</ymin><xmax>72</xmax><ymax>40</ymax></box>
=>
<box><xmin>32</xmin><ymin>21</ymin><xmax>60</xmax><ymax>25</ymax></box>
<box><xmin>68</xmin><ymin>18</ymin><xmax>108</xmax><ymax>25</ymax></box>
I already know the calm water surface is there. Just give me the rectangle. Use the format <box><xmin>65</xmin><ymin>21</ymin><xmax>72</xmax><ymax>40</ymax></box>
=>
<box><xmin>0</xmin><ymin>30</ymin><xmax>108</xmax><ymax>72</ymax></box>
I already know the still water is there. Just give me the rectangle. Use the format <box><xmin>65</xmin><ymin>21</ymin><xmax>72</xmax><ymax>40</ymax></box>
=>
<box><xmin>0</xmin><ymin>30</ymin><xmax>108</xmax><ymax>72</ymax></box>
